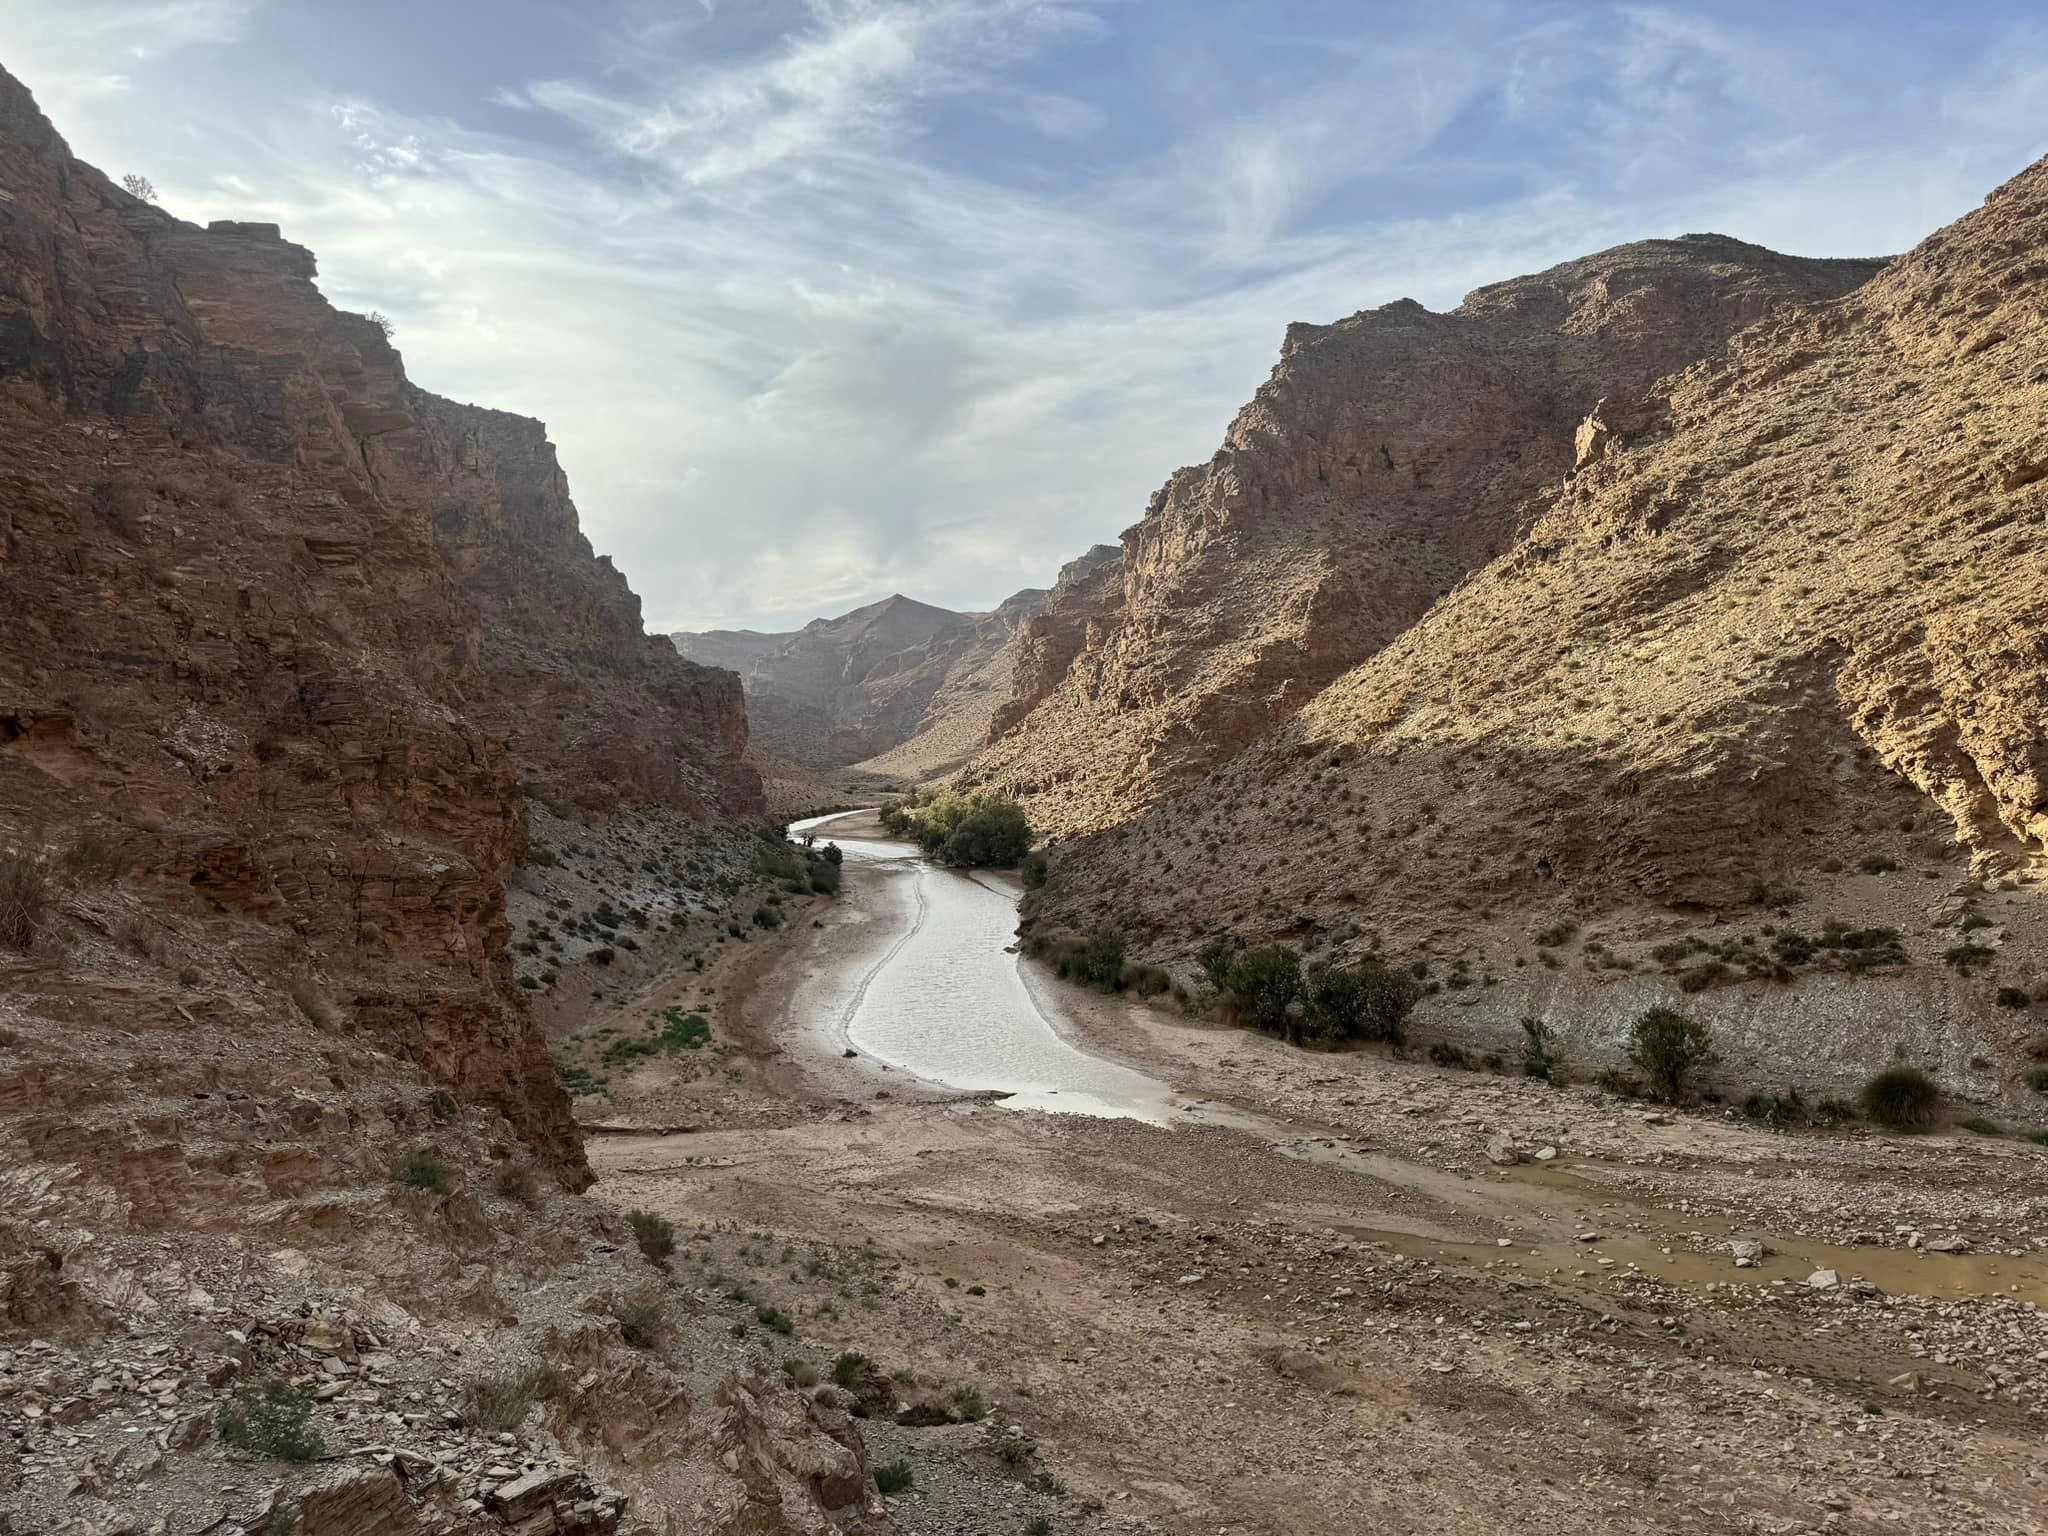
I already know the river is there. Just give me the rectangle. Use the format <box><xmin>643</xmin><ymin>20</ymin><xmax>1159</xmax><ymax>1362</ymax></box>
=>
<box><xmin>786</xmin><ymin>810</ymin><xmax>1178</xmax><ymax>1122</ymax></box>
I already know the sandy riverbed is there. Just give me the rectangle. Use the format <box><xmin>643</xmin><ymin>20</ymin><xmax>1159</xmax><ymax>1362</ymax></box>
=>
<box><xmin>571</xmin><ymin>821</ymin><xmax>2048</xmax><ymax>1536</ymax></box>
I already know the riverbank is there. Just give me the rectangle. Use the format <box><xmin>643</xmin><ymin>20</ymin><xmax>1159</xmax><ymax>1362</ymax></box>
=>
<box><xmin>575</xmin><ymin>817</ymin><xmax>2048</xmax><ymax>1536</ymax></box>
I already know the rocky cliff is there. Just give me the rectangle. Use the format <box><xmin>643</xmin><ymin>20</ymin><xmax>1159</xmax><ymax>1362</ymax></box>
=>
<box><xmin>963</xmin><ymin>240</ymin><xmax>1888</xmax><ymax>831</ymax></box>
<box><xmin>676</xmin><ymin>589</ymin><xmax>1046</xmax><ymax>775</ymax></box>
<box><xmin>1026</xmin><ymin>158</ymin><xmax>2048</xmax><ymax>1110</ymax></box>
<box><xmin>0</xmin><ymin>66</ymin><xmax>865</xmax><ymax>1536</ymax></box>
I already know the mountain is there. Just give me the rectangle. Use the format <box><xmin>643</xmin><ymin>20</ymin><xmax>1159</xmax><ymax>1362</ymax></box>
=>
<box><xmin>675</xmin><ymin>588</ymin><xmax>1047</xmax><ymax>774</ymax></box>
<box><xmin>1020</xmin><ymin>159</ymin><xmax>2048</xmax><ymax>1111</ymax></box>
<box><xmin>0</xmin><ymin>65</ymin><xmax>877</xmax><ymax>1535</ymax></box>
<box><xmin>961</xmin><ymin>237</ymin><xmax>1889</xmax><ymax>831</ymax></box>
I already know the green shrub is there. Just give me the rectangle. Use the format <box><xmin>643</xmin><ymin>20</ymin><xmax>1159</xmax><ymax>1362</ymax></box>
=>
<box><xmin>218</xmin><ymin>1380</ymin><xmax>325</xmax><ymax>1462</ymax></box>
<box><xmin>831</xmin><ymin>1352</ymin><xmax>870</xmax><ymax>1390</ymax></box>
<box><xmin>752</xmin><ymin>905</ymin><xmax>782</xmax><ymax>930</ymax></box>
<box><xmin>1958</xmin><ymin>1115</ymin><xmax>2001</xmax><ymax>1136</ymax></box>
<box><xmin>1025</xmin><ymin>1520</ymin><xmax>1052</xmax><ymax>1536</ymax></box>
<box><xmin>391</xmin><ymin>1151</ymin><xmax>453</xmax><ymax>1195</ymax></box>
<box><xmin>886</xmin><ymin>792</ymin><xmax>1034</xmax><ymax>867</ymax></box>
<box><xmin>1859</xmin><ymin>853</ymin><xmax>1900</xmax><ymax>874</ymax></box>
<box><xmin>1223</xmin><ymin>946</ymin><xmax>1303</xmax><ymax>1040</ymax></box>
<box><xmin>874</xmin><ymin>1459</ymin><xmax>915</xmax><ymax>1495</ymax></box>
<box><xmin>1428</xmin><ymin>1042</ymin><xmax>1472</xmax><ymax>1070</ymax></box>
<box><xmin>754</xmin><ymin>1303</ymin><xmax>794</xmax><ymax>1335</ymax></box>
<box><xmin>1303</xmin><ymin>959</ymin><xmax>1419</xmax><ymax>1044</ymax></box>
<box><xmin>1995</xmin><ymin>986</ymin><xmax>2032</xmax><ymax>1009</ymax></box>
<box><xmin>1626</xmin><ymin>1007</ymin><xmax>1717</xmax><ymax>1102</ymax></box>
<box><xmin>2026</xmin><ymin>1065</ymin><xmax>2048</xmax><ymax>1094</ymax></box>
<box><xmin>1861</xmin><ymin>1066</ymin><xmax>1939</xmax><ymax>1130</ymax></box>
<box><xmin>1195</xmin><ymin>939</ymin><xmax>1236</xmax><ymax>992</ymax></box>
<box><xmin>1519</xmin><ymin>1016</ymin><xmax>1558</xmax><ymax>1081</ymax></box>
<box><xmin>951</xmin><ymin>1384</ymin><xmax>986</xmax><ymax>1422</ymax></box>
<box><xmin>1059</xmin><ymin>931</ymin><xmax>1125</xmax><ymax>992</ymax></box>
<box><xmin>807</xmin><ymin>857</ymin><xmax>843</xmax><ymax>895</ymax></box>
<box><xmin>629</xmin><ymin>1209</ymin><xmax>677</xmax><ymax>1266</ymax></box>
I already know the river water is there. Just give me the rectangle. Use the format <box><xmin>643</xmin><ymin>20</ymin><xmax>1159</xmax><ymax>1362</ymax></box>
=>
<box><xmin>786</xmin><ymin>811</ymin><xmax>1176</xmax><ymax>1122</ymax></box>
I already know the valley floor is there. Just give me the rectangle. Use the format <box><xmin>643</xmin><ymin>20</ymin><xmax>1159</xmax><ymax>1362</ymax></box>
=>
<box><xmin>571</xmin><ymin>817</ymin><xmax>2048</xmax><ymax>1536</ymax></box>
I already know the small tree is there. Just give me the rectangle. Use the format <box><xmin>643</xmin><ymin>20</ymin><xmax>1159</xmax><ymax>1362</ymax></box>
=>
<box><xmin>121</xmin><ymin>173</ymin><xmax>158</xmax><ymax>202</ymax></box>
<box><xmin>366</xmin><ymin>310</ymin><xmax>395</xmax><ymax>340</ymax></box>
<box><xmin>1304</xmin><ymin>959</ymin><xmax>1419</xmax><ymax>1044</ymax></box>
<box><xmin>1224</xmin><ymin>946</ymin><xmax>1302</xmax><ymax>1039</ymax></box>
<box><xmin>1627</xmin><ymin>1006</ymin><xmax>1717</xmax><ymax>1102</ymax></box>
<box><xmin>1195</xmin><ymin>939</ymin><xmax>1236</xmax><ymax>993</ymax></box>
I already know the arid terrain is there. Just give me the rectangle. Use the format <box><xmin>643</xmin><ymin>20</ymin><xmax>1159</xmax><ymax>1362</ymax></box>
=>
<box><xmin>6</xmin><ymin>34</ymin><xmax>2048</xmax><ymax>1536</ymax></box>
<box><xmin>573</xmin><ymin>813</ymin><xmax>2048</xmax><ymax>1536</ymax></box>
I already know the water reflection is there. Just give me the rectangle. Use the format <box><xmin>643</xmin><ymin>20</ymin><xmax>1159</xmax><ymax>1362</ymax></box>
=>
<box><xmin>787</xmin><ymin>812</ymin><xmax>1174</xmax><ymax>1122</ymax></box>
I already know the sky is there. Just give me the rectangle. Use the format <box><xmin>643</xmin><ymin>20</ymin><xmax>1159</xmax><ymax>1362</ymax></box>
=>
<box><xmin>3</xmin><ymin>2</ymin><xmax>2045</xmax><ymax>632</ymax></box>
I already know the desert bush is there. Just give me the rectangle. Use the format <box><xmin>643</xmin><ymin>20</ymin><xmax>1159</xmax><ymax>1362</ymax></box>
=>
<box><xmin>391</xmin><ymin>1151</ymin><xmax>453</xmax><ymax>1194</ymax></box>
<box><xmin>1861</xmin><ymin>1066</ymin><xmax>1939</xmax><ymax>1130</ymax></box>
<box><xmin>783</xmin><ymin>1359</ymin><xmax>820</xmax><ymax>1388</ymax></box>
<box><xmin>1195</xmin><ymin>939</ymin><xmax>1236</xmax><ymax>992</ymax></box>
<box><xmin>831</xmin><ymin>1352</ymin><xmax>871</xmax><ymax>1390</ymax></box>
<box><xmin>1519</xmin><ymin>1016</ymin><xmax>1559</xmax><ymax>1081</ymax></box>
<box><xmin>1125</xmin><ymin>963</ymin><xmax>1170</xmax><ymax>997</ymax></box>
<box><xmin>951</xmin><ymin>1384</ymin><xmax>986</xmax><ymax>1422</ymax></box>
<box><xmin>1223</xmin><ymin>946</ymin><xmax>1302</xmax><ymax>1039</ymax></box>
<box><xmin>612</xmin><ymin>1289</ymin><xmax>670</xmax><ymax>1351</ymax></box>
<box><xmin>0</xmin><ymin>851</ymin><xmax>50</xmax><ymax>949</ymax></box>
<box><xmin>2026</xmin><ymin>1065</ymin><xmax>2048</xmax><ymax>1094</ymax></box>
<box><xmin>752</xmin><ymin>905</ymin><xmax>782</xmax><ymax>930</ymax></box>
<box><xmin>1995</xmin><ymin>986</ymin><xmax>2032</xmax><ymax>1009</ymax></box>
<box><xmin>491</xmin><ymin>1160</ymin><xmax>541</xmax><ymax>1207</ymax></box>
<box><xmin>754</xmin><ymin>1303</ymin><xmax>794</xmax><ymax>1335</ymax></box>
<box><xmin>874</xmin><ymin>1460</ymin><xmax>915</xmax><ymax>1494</ymax></box>
<box><xmin>1626</xmin><ymin>1006</ymin><xmax>1717</xmax><ymax>1102</ymax></box>
<box><xmin>1058</xmin><ymin>931</ymin><xmax>1125</xmax><ymax>991</ymax></box>
<box><xmin>217</xmin><ymin>1380</ymin><xmax>325</xmax><ymax>1462</ymax></box>
<box><xmin>1021</xmin><ymin>851</ymin><xmax>1050</xmax><ymax>889</ymax></box>
<box><xmin>288</xmin><ymin>977</ymin><xmax>337</xmax><ymax>1027</ymax></box>
<box><xmin>1428</xmin><ymin>1042</ymin><xmax>1472</xmax><ymax>1070</ymax></box>
<box><xmin>1303</xmin><ymin>958</ymin><xmax>1419</xmax><ymax>1045</ymax></box>
<box><xmin>629</xmin><ymin>1209</ymin><xmax>677</xmax><ymax>1266</ymax></box>
<box><xmin>1958</xmin><ymin>1115</ymin><xmax>2001</xmax><ymax>1136</ymax></box>
<box><xmin>807</xmin><ymin>857</ymin><xmax>843</xmax><ymax>895</ymax></box>
<box><xmin>462</xmin><ymin>1364</ymin><xmax>565</xmax><ymax>1432</ymax></box>
<box><xmin>120</xmin><ymin>172</ymin><xmax>157</xmax><ymax>201</ymax></box>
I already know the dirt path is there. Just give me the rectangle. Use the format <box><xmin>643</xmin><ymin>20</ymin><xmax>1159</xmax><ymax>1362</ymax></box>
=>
<box><xmin>578</xmin><ymin>829</ymin><xmax>2048</xmax><ymax>1536</ymax></box>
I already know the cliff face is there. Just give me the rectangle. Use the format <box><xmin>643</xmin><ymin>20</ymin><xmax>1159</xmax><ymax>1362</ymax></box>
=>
<box><xmin>0</xmin><ymin>63</ymin><xmax>741</xmax><ymax>1187</ymax></box>
<box><xmin>676</xmin><ymin>589</ymin><xmax>1046</xmax><ymax>774</ymax></box>
<box><xmin>963</xmin><ymin>240</ymin><xmax>1889</xmax><ymax>831</ymax></box>
<box><xmin>1027</xmin><ymin>158</ymin><xmax>2048</xmax><ymax>1108</ymax></box>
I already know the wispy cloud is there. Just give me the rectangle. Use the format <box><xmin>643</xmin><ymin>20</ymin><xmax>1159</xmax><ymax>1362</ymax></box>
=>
<box><xmin>3</xmin><ymin>1</ymin><xmax>2045</xmax><ymax>629</ymax></box>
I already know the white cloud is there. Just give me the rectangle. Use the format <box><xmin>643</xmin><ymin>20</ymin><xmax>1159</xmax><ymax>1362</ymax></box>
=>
<box><xmin>2</xmin><ymin>1</ymin><xmax>2045</xmax><ymax>632</ymax></box>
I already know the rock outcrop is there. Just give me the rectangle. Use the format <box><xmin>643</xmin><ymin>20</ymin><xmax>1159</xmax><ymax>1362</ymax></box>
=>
<box><xmin>676</xmin><ymin>589</ymin><xmax>1046</xmax><ymax>775</ymax></box>
<box><xmin>963</xmin><ymin>240</ymin><xmax>1888</xmax><ymax>832</ymax></box>
<box><xmin>1024</xmin><ymin>155</ymin><xmax>2048</xmax><ymax>1106</ymax></box>
<box><xmin>0</xmin><ymin>63</ymin><xmax>872</xmax><ymax>1536</ymax></box>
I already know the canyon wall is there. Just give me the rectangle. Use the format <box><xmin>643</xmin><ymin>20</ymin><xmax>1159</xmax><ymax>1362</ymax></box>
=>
<box><xmin>1023</xmin><ymin>157</ymin><xmax>2048</xmax><ymax>1110</ymax></box>
<box><xmin>964</xmin><ymin>239</ymin><xmax>1888</xmax><ymax>832</ymax></box>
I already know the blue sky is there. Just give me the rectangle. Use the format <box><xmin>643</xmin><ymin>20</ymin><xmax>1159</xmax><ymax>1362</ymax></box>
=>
<box><xmin>4</xmin><ymin>1</ymin><xmax>2045</xmax><ymax>630</ymax></box>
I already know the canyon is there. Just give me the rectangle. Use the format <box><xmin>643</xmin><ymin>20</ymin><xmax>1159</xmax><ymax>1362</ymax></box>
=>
<box><xmin>3</xmin><ymin>49</ymin><xmax>2048</xmax><ymax>1536</ymax></box>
